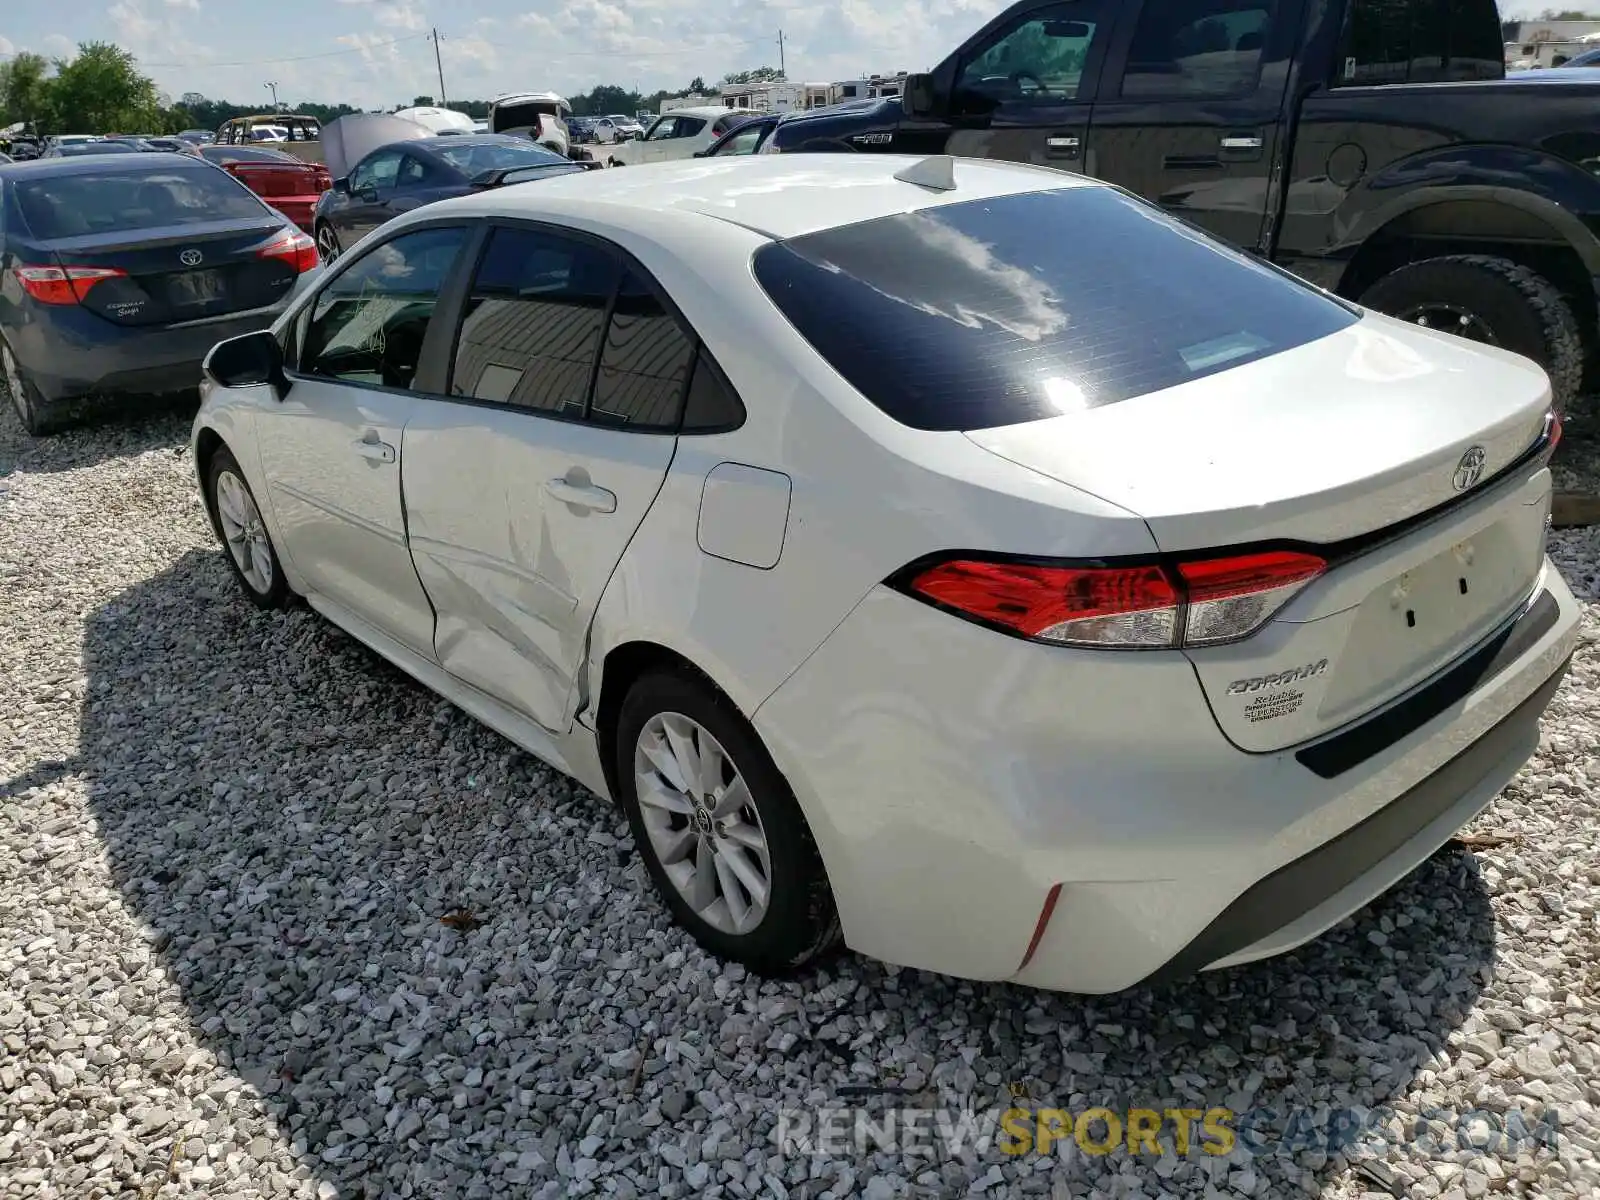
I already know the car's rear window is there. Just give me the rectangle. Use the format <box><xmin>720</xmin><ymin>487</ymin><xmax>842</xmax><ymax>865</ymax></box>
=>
<box><xmin>752</xmin><ymin>186</ymin><xmax>1359</xmax><ymax>431</ymax></box>
<box><xmin>203</xmin><ymin>145</ymin><xmax>295</xmax><ymax>163</ymax></box>
<box><xmin>434</xmin><ymin>140</ymin><xmax>567</xmax><ymax>175</ymax></box>
<box><xmin>15</xmin><ymin>167</ymin><xmax>268</xmax><ymax>238</ymax></box>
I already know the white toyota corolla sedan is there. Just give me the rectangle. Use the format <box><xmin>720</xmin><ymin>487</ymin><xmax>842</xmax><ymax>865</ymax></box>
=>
<box><xmin>191</xmin><ymin>155</ymin><xmax>1578</xmax><ymax>993</ymax></box>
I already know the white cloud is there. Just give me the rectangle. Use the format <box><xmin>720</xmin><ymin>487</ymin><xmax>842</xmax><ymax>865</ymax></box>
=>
<box><xmin>165</xmin><ymin>0</ymin><xmax>200</xmax><ymax>11</ymax></box>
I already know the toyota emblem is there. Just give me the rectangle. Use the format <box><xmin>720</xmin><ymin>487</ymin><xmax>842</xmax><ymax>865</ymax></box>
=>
<box><xmin>179</xmin><ymin>248</ymin><xmax>203</xmax><ymax>267</ymax></box>
<box><xmin>1452</xmin><ymin>445</ymin><xmax>1487</xmax><ymax>492</ymax></box>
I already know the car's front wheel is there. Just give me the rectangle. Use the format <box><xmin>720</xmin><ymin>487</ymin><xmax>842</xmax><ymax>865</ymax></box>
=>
<box><xmin>315</xmin><ymin>222</ymin><xmax>342</xmax><ymax>263</ymax></box>
<box><xmin>207</xmin><ymin>446</ymin><xmax>290</xmax><ymax>609</ymax></box>
<box><xmin>616</xmin><ymin>669</ymin><xmax>840</xmax><ymax>975</ymax></box>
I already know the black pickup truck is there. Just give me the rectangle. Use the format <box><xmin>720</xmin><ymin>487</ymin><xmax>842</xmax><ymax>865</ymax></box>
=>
<box><xmin>763</xmin><ymin>0</ymin><xmax>1600</xmax><ymax>410</ymax></box>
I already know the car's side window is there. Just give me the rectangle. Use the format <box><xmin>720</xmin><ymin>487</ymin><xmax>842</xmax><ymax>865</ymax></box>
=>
<box><xmin>396</xmin><ymin>155</ymin><xmax>432</xmax><ymax>187</ymax></box>
<box><xmin>716</xmin><ymin>126</ymin><xmax>766</xmax><ymax>156</ymax></box>
<box><xmin>589</xmin><ymin>270</ymin><xmax>697</xmax><ymax>431</ymax></box>
<box><xmin>351</xmin><ymin>150</ymin><xmax>402</xmax><ymax>192</ymax></box>
<box><xmin>448</xmin><ymin>225</ymin><xmax>619</xmax><ymax>417</ymax></box>
<box><xmin>298</xmin><ymin>225</ymin><xmax>468</xmax><ymax>391</ymax></box>
<box><xmin>1119</xmin><ymin>0</ymin><xmax>1276</xmax><ymax>99</ymax></box>
<box><xmin>646</xmin><ymin>118</ymin><xmax>678</xmax><ymax>141</ymax></box>
<box><xmin>676</xmin><ymin>117</ymin><xmax>706</xmax><ymax>138</ymax></box>
<box><xmin>681</xmin><ymin>348</ymin><xmax>746</xmax><ymax>433</ymax></box>
<box><xmin>953</xmin><ymin>3</ymin><xmax>1103</xmax><ymax>114</ymax></box>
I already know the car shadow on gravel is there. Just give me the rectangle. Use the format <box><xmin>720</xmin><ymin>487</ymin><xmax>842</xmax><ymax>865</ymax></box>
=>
<box><xmin>70</xmin><ymin>547</ymin><xmax>1498</xmax><ymax>1198</ymax></box>
<box><xmin>0</xmin><ymin>394</ymin><xmax>195</xmax><ymax>479</ymax></box>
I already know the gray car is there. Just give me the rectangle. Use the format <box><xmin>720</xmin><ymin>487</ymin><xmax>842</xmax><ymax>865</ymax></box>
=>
<box><xmin>1</xmin><ymin>153</ymin><xmax>321</xmax><ymax>434</ymax></box>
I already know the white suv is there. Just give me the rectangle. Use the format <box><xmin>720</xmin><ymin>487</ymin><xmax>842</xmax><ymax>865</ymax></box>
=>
<box><xmin>606</xmin><ymin>107</ymin><xmax>758</xmax><ymax>167</ymax></box>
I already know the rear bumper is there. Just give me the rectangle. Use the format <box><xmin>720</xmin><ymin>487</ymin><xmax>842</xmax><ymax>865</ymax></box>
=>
<box><xmin>9</xmin><ymin>300</ymin><xmax>293</xmax><ymax>406</ymax></box>
<box><xmin>753</xmin><ymin>560</ymin><xmax>1580</xmax><ymax>993</ymax></box>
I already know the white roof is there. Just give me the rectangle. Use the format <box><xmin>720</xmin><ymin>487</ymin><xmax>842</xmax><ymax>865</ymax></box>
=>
<box><xmin>429</xmin><ymin>154</ymin><xmax>1099</xmax><ymax>241</ymax></box>
<box><xmin>660</xmin><ymin>106</ymin><xmax>757</xmax><ymax>120</ymax></box>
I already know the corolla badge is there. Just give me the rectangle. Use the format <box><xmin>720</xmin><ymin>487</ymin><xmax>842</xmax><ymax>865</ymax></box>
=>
<box><xmin>1452</xmin><ymin>445</ymin><xmax>1487</xmax><ymax>492</ymax></box>
<box><xmin>179</xmin><ymin>248</ymin><xmax>204</xmax><ymax>267</ymax></box>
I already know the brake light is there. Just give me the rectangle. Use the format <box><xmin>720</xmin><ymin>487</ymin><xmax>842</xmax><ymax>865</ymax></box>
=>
<box><xmin>1547</xmin><ymin>409</ymin><xmax>1563</xmax><ymax>454</ymax></box>
<box><xmin>254</xmin><ymin>226</ymin><xmax>318</xmax><ymax>273</ymax></box>
<box><xmin>898</xmin><ymin>549</ymin><xmax>1326</xmax><ymax>649</ymax></box>
<box><xmin>14</xmin><ymin>264</ymin><xmax>128</xmax><ymax>305</ymax></box>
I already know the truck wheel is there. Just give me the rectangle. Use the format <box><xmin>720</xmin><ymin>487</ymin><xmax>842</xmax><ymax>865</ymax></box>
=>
<box><xmin>1358</xmin><ymin>255</ymin><xmax>1583</xmax><ymax>412</ymax></box>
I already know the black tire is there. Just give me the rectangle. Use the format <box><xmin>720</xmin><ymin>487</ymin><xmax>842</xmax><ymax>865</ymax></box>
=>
<box><xmin>206</xmin><ymin>446</ymin><xmax>291</xmax><ymax>609</ymax></box>
<box><xmin>1</xmin><ymin>338</ymin><xmax>64</xmax><ymax>435</ymax></box>
<box><xmin>314</xmin><ymin>221</ymin><xmax>341</xmax><ymax>263</ymax></box>
<box><xmin>1358</xmin><ymin>255</ymin><xmax>1583</xmax><ymax>413</ymax></box>
<box><xmin>616</xmin><ymin>669</ymin><xmax>841</xmax><ymax>975</ymax></box>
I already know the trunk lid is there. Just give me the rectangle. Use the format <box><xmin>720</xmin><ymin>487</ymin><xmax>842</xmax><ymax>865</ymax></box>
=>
<box><xmin>225</xmin><ymin>160</ymin><xmax>329</xmax><ymax>198</ymax></box>
<box><xmin>966</xmin><ymin>316</ymin><xmax>1556</xmax><ymax>751</ymax></box>
<box><xmin>39</xmin><ymin>217</ymin><xmax>297</xmax><ymax>327</ymax></box>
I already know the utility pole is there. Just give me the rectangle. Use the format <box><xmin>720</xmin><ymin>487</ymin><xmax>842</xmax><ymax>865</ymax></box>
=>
<box><xmin>431</xmin><ymin>28</ymin><xmax>448</xmax><ymax>106</ymax></box>
<box><xmin>777</xmin><ymin>29</ymin><xmax>786</xmax><ymax>79</ymax></box>
<box><xmin>264</xmin><ymin>81</ymin><xmax>279</xmax><ymax>111</ymax></box>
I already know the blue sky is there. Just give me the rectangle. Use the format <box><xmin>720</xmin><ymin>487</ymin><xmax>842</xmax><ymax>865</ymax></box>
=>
<box><xmin>0</xmin><ymin>2</ymin><xmax>1567</xmax><ymax>111</ymax></box>
<box><xmin>0</xmin><ymin>0</ymin><xmax>1005</xmax><ymax>111</ymax></box>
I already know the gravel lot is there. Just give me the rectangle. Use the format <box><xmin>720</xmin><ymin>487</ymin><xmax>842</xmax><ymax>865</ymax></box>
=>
<box><xmin>2</xmin><ymin>394</ymin><xmax>1600</xmax><ymax>1200</ymax></box>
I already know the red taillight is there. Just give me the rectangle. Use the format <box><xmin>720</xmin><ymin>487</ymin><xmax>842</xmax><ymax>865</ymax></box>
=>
<box><xmin>901</xmin><ymin>549</ymin><xmax>1326</xmax><ymax>649</ymax></box>
<box><xmin>314</xmin><ymin>166</ymin><xmax>332</xmax><ymax>192</ymax></box>
<box><xmin>1548</xmin><ymin>409</ymin><xmax>1563</xmax><ymax>454</ymax></box>
<box><xmin>254</xmin><ymin>226</ymin><xmax>319</xmax><ymax>273</ymax></box>
<box><xmin>14</xmin><ymin>264</ymin><xmax>128</xmax><ymax>305</ymax></box>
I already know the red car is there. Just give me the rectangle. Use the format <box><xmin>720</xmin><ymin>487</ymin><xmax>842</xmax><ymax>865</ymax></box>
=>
<box><xmin>197</xmin><ymin>144</ymin><xmax>329</xmax><ymax>233</ymax></box>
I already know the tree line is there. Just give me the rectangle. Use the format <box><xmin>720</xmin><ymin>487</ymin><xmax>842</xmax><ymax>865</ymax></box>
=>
<box><xmin>0</xmin><ymin>42</ymin><xmax>786</xmax><ymax>137</ymax></box>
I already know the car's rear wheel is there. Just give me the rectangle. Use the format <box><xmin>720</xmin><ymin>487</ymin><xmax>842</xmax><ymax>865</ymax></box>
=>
<box><xmin>1</xmin><ymin>339</ymin><xmax>60</xmax><ymax>436</ymax></box>
<box><xmin>616</xmin><ymin>669</ymin><xmax>840</xmax><ymax>975</ymax></box>
<box><xmin>1358</xmin><ymin>255</ymin><xmax>1583</xmax><ymax>413</ymax></box>
<box><xmin>207</xmin><ymin>447</ymin><xmax>290</xmax><ymax>609</ymax></box>
<box><xmin>315</xmin><ymin>222</ymin><xmax>342</xmax><ymax>263</ymax></box>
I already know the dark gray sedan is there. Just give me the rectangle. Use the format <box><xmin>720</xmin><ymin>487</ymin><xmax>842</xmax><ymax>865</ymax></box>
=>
<box><xmin>0</xmin><ymin>154</ymin><xmax>320</xmax><ymax>433</ymax></box>
<box><xmin>312</xmin><ymin>132</ymin><xmax>585</xmax><ymax>261</ymax></box>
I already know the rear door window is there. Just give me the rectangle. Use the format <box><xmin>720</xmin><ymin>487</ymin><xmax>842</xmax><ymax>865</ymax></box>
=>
<box><xmin>448</xmin><ymin>225</ymin><xmax>619</xmax><ymax>417</ymax></box>
<box><xmin>589</xmin><ymin>270</ymin><xmax>697</xmax><ymax>430</ymax></box>
<box><xmin>13</xmin><ymin>166</ymin><xmax>269</xmax><ymax>237</ymax></box>
<box><xmin>1120</xmin><ymin>0</ymin><xmax>1277</xmax><ymax>99</ymax></box>
<box><xmin>752</xmin><ymin>186</ymin><xmax>1358</xmax><ymax>432</ymax></box>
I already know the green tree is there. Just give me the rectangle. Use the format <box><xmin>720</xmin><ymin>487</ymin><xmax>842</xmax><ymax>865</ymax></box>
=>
<box><xmin>411</xmin><ymin>94</ymin><xmax>435</xmax><ymax>106</ymax></box>
<box><xmin>688</xmin><ymin>75</ymin><xmax>707</xmax><ymax>93</ymax></box>
<box><xmin>721</xmin><ymin>66</ymin><xmax>785</xmax><ymax>85</ymax></box>
<box><xmin>0</xmin><ymin>51</ymin><xmax>52</xmax><ymax>129</ymax></box>
<box><xmin>47</xmin><ymin>42</ymin><xmax>161</xmax><ymax>133</ymax></box>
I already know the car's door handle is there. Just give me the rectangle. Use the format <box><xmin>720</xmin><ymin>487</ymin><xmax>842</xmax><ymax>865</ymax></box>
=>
<box><xmin>545</xmin><ymin>478</ymin><xmax>617</xmax><ymax>513</ymax></box>
<box><xmin>1046</xmin><ymin>135</ymin><xmax>1081</xmax><ymax>158</ymax></box>
<box><xmin>353</xmin><ymin>435</ymin><xmax>395</xmax><ymax>463</ymax></box>
<box><xmin>1220</xmin><ymin>135</ymin><xmax>1264</xmax><ymax>150</ymax></box>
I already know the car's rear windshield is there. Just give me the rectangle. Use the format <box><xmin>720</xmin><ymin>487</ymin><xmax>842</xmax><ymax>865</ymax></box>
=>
<box><xmin>15</xmin><ymin>167</ymin><xmax>267</xmax><ymax>238</ymax></box>
<box><xmin>752</xmin><ymin>186</ymin><xmax>1360</xmax><ymax>432</ymax></box>
<box><xmin>203</xmin><ymin>145</ymin><xmax>296</xmax><ymax>163</ymax></box>
<box><xmin>434</xmin><ymin>140</ymin><xmax>567</xmax><ymax>175</ymax></box>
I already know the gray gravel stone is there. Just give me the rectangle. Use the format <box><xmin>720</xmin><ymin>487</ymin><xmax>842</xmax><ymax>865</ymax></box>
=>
<box><xmin>4</xmin><ymin>399</ymin><xmax>1600</xmax><ymax>1200</ymax></box>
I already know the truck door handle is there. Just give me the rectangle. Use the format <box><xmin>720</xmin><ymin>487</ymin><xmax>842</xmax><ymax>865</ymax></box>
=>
<box><xmin>1220</xmin><ymin>135</ymin><xmax>1264</xmax><ymax>150</ymax></box>
<box><xmin>352</xmin><ymin>432</ymin><xmax>395</xmax><ymax>463</ymax></box>
<box><xmin>545</xmin><ymin>478</ymin><xmax>617</xmax><ymax>513</ymax></box>
<box><xmin>1046</xmin><ymin>135</ymin><xmax>1081</xmax><ymax>158</ymax></box>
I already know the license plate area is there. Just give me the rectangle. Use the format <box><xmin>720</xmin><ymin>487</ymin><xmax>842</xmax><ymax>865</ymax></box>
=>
<box><xmin>167</xmin><ymin>268</ymin><xmax>227</xmax><ymax>309</ymax></box>
<box><xmin>1317</xmin><ymin>515</ymin><xmax>1542</xmax><ymax>723</ymax></box>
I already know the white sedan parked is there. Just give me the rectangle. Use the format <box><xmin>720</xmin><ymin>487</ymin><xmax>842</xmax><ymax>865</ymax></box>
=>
<box><xmin>192</xmin><ymin>155</ymin><xmax>1578</xmax><ymax>992</ymax></box>
<box><xmin>604</xmin><ymin>107</ymin><xmax>758</xmax><ymax>167</ymax></box>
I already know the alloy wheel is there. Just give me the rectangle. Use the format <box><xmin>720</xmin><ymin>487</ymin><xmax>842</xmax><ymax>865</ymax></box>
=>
<box><xmin>214</xmin><ymin>469</ymin><xmax>275</xmax><ymax>595</ymax></box>
<box><xmin>633</xmin><ymin>712</ymin><xmax>772</xmax><ymax>935</ymax></box>
<box><xmin>315</xmin><ymin>224</ymin><xmax>340</xmax><ymax>263</ymax></box>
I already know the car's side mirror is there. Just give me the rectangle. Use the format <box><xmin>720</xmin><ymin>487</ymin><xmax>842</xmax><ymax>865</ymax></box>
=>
<box><xmin>331</xmin><ymin>176</ymin><xmax>350</xmax><ymax>193</ymax></box>
<box><xmin>204</xmin><ymin>330</ymin><xmax>287</xmax><ymax>393</ymax></box>
<box><xmin>902</xmin><ymin>73</ymin><xmax>942</xmax><ymax>119</ymax></box>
